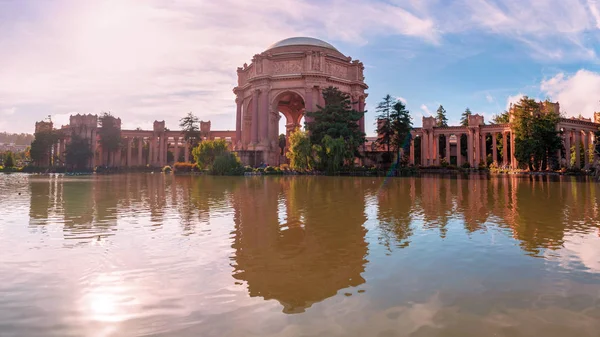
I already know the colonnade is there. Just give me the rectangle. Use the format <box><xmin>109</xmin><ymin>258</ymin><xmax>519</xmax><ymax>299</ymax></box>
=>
<box><xmin>560</xmin><ymin>128</ymin><xmax>596</xmax><ymax>169</ymax></box>
<box><xmin>409</xmin><ymin>126</ymin><xmax>515</xmax><ymax>168</ymax></box>
<box><xmin>95</xmin><ymin>134</ymin><xmax>191</xmax><ymax>167</ymax></box>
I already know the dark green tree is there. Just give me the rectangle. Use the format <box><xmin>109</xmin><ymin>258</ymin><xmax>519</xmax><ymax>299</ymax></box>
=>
<box><xmin>98</xmin><ymin>113</ymin><xmax>122</xmax><ymax>166</ymax></box>
<box><xmin>179</xmin><ymin>112</ymin><xmax>201</xmax><ymax>145</ymax></box>
<box><xmin>305</xmin><ymin>86</ymin><xmax>365</xmax><ymax>169</ymax></box>
<box><xmin>460</xmin><ymin>107</ymin><xmax>472</xmax><ymax>126</ymax></box>
<box><xmin>65</xmin><ymin>135</ymin><xmax>93</xmax><ymax>170</ymax></box>
<box><xmin>278</xmin><ymin>134</ymin><xmax>286</xmax><ymax>156</ymax></box>
<box><xmin>511</xmin><ymin>97</ymin><xmax>562</xmax><ymax>171</ymax></box>
<box><xmin>435</xmin><ymin>105</ymin><xmax>448</xmax><ymax>127</ymax></box>
<box><xmin>30</xmin><ymin>129</ymin><xmax>58</xmax><ymax>166</ymax></box>
<box><xmin>3</xmin><ymin>151</ymin><xmax>15</xmax><ymax>168</ymax></box>
<box><xmin>389</xmin><ymin>101</ymin><xmax>413</xmax><ymax>165</ymax></box>
<box><xmin>491</xmin><ymin>111</ymin><xmax>510</xmax><ymax>163</ymax></box>
<box><xmin>375</xmin><ymin>94</ymin><xmax>395</xmax><ymax>163</ymax></box>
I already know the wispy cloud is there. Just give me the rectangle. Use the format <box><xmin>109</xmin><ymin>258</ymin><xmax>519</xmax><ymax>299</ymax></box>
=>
<box><xmin>396</xmin><ymin>96</ymin><xmax>407</xmax><ymax>104</ymax></box>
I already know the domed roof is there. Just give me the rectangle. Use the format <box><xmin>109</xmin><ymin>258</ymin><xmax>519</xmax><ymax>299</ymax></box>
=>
<box><xmin>266</xmin><ymin>37</ymin><xmax>338</xmax><ymax>52</ymax></box>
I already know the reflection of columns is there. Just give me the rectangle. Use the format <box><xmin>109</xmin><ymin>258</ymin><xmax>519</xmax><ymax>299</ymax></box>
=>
<box><xmin>174</xmin><ymin>137</ymin><xmax>179</xmax><ymax>163</ymax></box>
<box><xmin>137</xmin><ymin>138</ymin><xmax>142</xmax><ymax>166</ymax></box>
<box><xmin>445</xmin><ymin>134</ymin><xmax>450</xmax><ymax>162</ymax></box>
<box><xmin>251</xmin><ymin>90</ymin><xmax>259</xmax><ymax>145</ymax></box>
<box><xmin>184</xmin><ymin>141</ymin><xmax>189</xmax><ymax>163</ymax></box>
<box><xmin>126</xmin><ymin>137</ymin><xmax>132</xmax><ymax>167</ymax></box>
<box><xmin>564</xmin><ymin>130</ymin><xmax>571</xmax><ymax>168</ymax></box>
<box><xmin>409</xmin><ymin>137</ymin><xmax>415</xmax><ymax>165</ymax></box>
<box><xmin>575</xmin><ymin>130</ymin><xmax>581</xmax><ymax>169</ymax></box>
<box><xmin>456</xmin><ymin>133</ymin><xmax>462</xmax><ymax>166</ymax></box>
<box><xmin>510</xmin><ymin>131</ymin><xmax>516</xmax><ymax>168</ymax></box>
<box><xmin>235</xmin><ymin>98</ymin><xmax>242</xmax><ymax>146</ymax></box>
<box><xmin>492</xmin><ymin>133</ymin><xmax>497</xmax><ymax>163</ymax></box>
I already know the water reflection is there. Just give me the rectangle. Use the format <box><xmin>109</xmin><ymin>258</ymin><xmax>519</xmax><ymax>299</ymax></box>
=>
<box><xmin>2</xmin><ymin>173</ymin><xmax>600</xmax><ymax>335</ymax></box>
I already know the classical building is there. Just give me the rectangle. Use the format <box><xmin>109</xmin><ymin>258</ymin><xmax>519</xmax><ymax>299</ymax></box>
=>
<box><xmin>233</xmin><ymin>37</ymin><xmax>368</xmax><ymax>166</ymax></box>
<box><xmin>34</xmin><ymin>114</ymin><xmax>234</xmax><ymax>169</ymax></box>
<box><xmin>367</xmin><ymin>101</ymin><xmax>600</xmax><ymax>169</ymax></box>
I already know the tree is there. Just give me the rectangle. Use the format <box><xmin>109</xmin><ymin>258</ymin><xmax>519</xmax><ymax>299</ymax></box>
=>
<box><xmin>286</xmin><ymin>129</ymin><xmax>313</xmax><ymax>171</ymax></box>
<box><xmin>375</xmin><ymin>94</ymin><xmax>395</xmax><ymax>162</ymax></box>
<box><xmin>192</xmin><ymin>139</ymin><xmax>229</xmax><ymax>169</ymax></box>
<box><xmin>65</xmin><ymin>135</ymin><xmax>93</xmax><ymax>170</ymax></box>
<box><xmin>491</xmin><ymin>111</ymin><xmax>510</xmax><ymax>163</ymax></box>
<box><xmin>210</xmin><ymin>152</ymin><xmax>244</xmax><ymax>175</ymax></box>
<box><xmin>435</xmin><ymin>105</ymin><xmax>448</xmax><ymax>127</ymax></box>
<box><xmin>179</xmin><ymin>112</ymin><xmax>201</xmax><ymax>145</ymax></box>
<box><xmin>389</xmin><ymin>101</ymin><xmax>413</xmax><ymax>165</ymax></box>
<box><xmin>460</xmin><ymin>108</ymin><xmax>472</xmax><ymax>126</ymax></box>
<box><xmin>511</xmin><ymin>97</ymin><xmax>562</xmax><ymax>171</ymax></box>
<box><xmin>320</xmin><ymin>135</ymin><xmax>347</xmax><ymax>174</ymax></box>
<box><xmin>98</xmin><ymin>113</ymin><xmax>122</xmax><ymax>166</ymax></box>
<box><xmin>3</xmin><ymin>151</ymin><xmax>15</xmax><ymax>168</ymax></box>
<box><xmin>278</xmin><ymin>134</ymin><xmax>286</xmax><ymax>156</ymax></box>
<box><xmin>305</xmin><ymin>86</ymin><xmax>365</xmax><ymax>168</ymax></box>
<box><xmin>30</xmin><ymin>129</ymin><xmax>58</xmax><ymax>166</ymax></box>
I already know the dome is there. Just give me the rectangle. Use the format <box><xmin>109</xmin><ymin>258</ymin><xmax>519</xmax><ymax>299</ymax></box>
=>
<box><xmin>266</xmin><ymin>37</ymin><xmax>338</xmax><ymax>52</ymax></box>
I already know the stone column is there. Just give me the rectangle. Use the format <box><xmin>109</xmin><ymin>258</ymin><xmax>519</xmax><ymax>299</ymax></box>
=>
<box><xmin>481</xmin><ymin>132</ymin><xmax>487</xmax><ymax>164</ymax></box>
<box><xmin>429</xmin><ymin>131</ymin><xmax>434</xmax><ymax>166</ymax></box>
<box><xmin>502</xmin><ymin>132</ymin><xmax>508</xmax><ymax>165</ymax></box>
<box><xmin>304</xmin><ymin>87</ymin><xmax>314</xmax><ymax>127</ymax></box>
<box><xmin>445</xmin><ymin>134</ymin><xmax>450</xmax><ymax>162</ymax></box>
<box><xmin>150</xmin><ymin>137</ymin><xmax>155</xmax><ymax>166</ymax></box>
<box><xmin>137</xmin><ymin>138</ymin><xmax>143</xmax><ymax>166</ymax></box>
<box><xmin>251</xmin><ymin>90</ymin><xmax>259</xmax><ymax>145</ymax></box>
<box><xmin>235</xmin><ymin>98</ymin><xmax>242</xmax><ymax>147</ymax></box>
<box><xmin>160</xmin><ymin>136</ymin><xmax>165</xmax><ymax>166</ymax></box>
<box><xmin>583</xmin><ymin>131</ymin><xmax>589</xmax><ymax>168</ymax></box>
<box><xmin>60</xmin><ymin>139</ymin><xmax>66</xmax><ymax>165</ymax></box>
<box><xmin>456</xmin><ymin>133</ymin><xmax>462</xmax><ymax>166</ymax></box>
<box><xmin>259</xmin><ymin>88</ymin><xmax>269</xmax><ymax>145</ymax></box>
<box><xmin>116</xmin><ymin>146</ymin><xmax>122</xmax><ymax>168</ymax></box>
<box><xmin>358</xmin><ymin>97</ymin><xmax>365</xmax><ymax>134</ymax></box>
<box><xmin>174</xmin><ymin>137</ymin><xmax>179</xmax><ymax>163</ymax></box>
<box><xmin>126</xmin><ymin>137</ymin><xmax>132</xmax><ymax>167</ymax></box>
<box><xmin>467</xmin><ymin>130</ymin><xmax>473</xmax><ymax>167</ymax></box>
<box><xmin>575</xmin><ymin>130</ymin><xmax>581</xmax><ymax>169</ymax></box>
<box><xmin>184</xmin><ymin>141</ymin><xmax>189</xmax><ymax>163</ymax></box>
<box><xmin>409</xmin><ymin>137</ymin><xmax>415</xmax><ymax>165</ymax></box>
<box><xmin>474</xmin><ymin>129</ymin><xmax>480</xmax><ymax>166</ymax></box>
<box><xmin>492</xmin><ymin>133</ymin><xmax>497</xmax><ymax>164</ymax></box>
<box><xmin>421</xmin><ymin>133</ymin><xmax>427</xmax><ymax>166</ymax></box>
<box><xmin>564</xmin><ymin>130</ymin><xmax>571</xmax><ymax>168</ymax></box>
<box><xmin>510</xmin><ymin>131</ymin><xmax>516</xmax><ymax>168</ymax></box>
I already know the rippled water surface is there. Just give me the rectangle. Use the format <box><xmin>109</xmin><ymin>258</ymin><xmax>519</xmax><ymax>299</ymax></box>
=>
<box><xmin>1</xmin><ymin>173</ymin><xmax>600</xmax><ymax>336</ymax></box>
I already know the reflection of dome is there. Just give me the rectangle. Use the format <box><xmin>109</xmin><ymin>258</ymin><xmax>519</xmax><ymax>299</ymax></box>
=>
<box><xmin>266</xmin><ymin>37</ymin><xmax>338</xmax><ymax>52</ymax></box>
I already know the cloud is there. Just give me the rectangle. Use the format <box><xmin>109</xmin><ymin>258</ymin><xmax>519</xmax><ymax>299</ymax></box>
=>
<box><xmin>505</xmin><ymin>93</ymin><xmax>525</xmax><ymax>110</ymax></box>
<box><xmin>588</xmin><ymin>0</ymin><xmax>600</xmax><ymax>29</ymax></box>
<box><xmin>541</xmin><ymin>69</ymin><xmax>600</xmax><ymax>117</ymax></box>
<box><xmin>420</xmin><ymin>104</ymin><xmax>431</xmax><ymax>116</ymax></box>
<box><xmin>1</xmin><ymin>107</ymin><xmax>16</xmax><ymax>116</ymax></box>
<box><xmin>396</xmin><ymin>97</ymin><xmax>407</xmax><ymax>104</ymax></box>
<box><xmin>485</xmin><ymin>93</ymin><xmax>494</xmax><ymax>103</ymax></box>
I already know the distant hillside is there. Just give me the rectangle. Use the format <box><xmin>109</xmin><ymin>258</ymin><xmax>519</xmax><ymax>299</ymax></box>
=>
<box><xmin>0</xmin><ymin>132</ymin><xmax>34</xmax><ymax>145</ymax></box>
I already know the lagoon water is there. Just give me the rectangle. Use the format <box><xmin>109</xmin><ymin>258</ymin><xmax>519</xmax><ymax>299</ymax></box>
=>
<box><xmin>1</xmin><ymin>173</ymin><xmax>599</xmax><ymax>336</ymax></box>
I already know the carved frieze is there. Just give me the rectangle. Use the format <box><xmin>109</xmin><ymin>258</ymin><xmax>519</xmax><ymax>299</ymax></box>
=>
<box><xmin>326</xmin><ymin>61</ymin><xmax>348</xmax><ymax>79</ymax></box>
<box><xmin>273</xmin><ymin>60</ymin><xmax>303</xmax><ymax>74</ymax></box>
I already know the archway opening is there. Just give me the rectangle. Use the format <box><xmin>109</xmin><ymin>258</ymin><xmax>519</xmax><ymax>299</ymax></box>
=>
<box><xmin>273</xmin><ymin>92</ymin><xmax>305</xmax><ymax>166</ymax></box>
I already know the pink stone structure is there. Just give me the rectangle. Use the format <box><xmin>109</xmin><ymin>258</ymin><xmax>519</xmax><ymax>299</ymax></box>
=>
<box><xmin>233</xmin><ymin>37</ymin><xmax>368</xmax><ymax>166</ymax></box>
<box><xmin>35</xmin><ymin>114</ymin><xmax>234</xmax><ymax>169</ymax></box>
<box><xmin>365</xmin><ymin>100</ymin><xmax>600</xmax><ymax>170</ymax></box>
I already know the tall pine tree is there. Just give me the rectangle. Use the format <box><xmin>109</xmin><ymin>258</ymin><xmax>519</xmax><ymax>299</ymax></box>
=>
<box><xmin>435</xmin><ymin>105</ymin><xmax>448</xmax><ymax>127</ymax></box>
<box><xmin>390</xmin><ymin>101</ymin><xmax>413</xmax><ymax>165</ymax></box>
<box><xmin>375</xmin><ymin>94</ymin><xmax>395</xmax><ymax>163</ymax></box>
<box><xmin>460</xmin><ymin>108</ymin><xmax>472</xmax><ymax>126</ymax></box>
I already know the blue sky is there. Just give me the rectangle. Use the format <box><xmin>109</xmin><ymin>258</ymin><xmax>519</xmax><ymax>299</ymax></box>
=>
<box><xmin>1</xmin><ymin>0</ymin><xmax>600</xmax><ymax>135</ymax></box>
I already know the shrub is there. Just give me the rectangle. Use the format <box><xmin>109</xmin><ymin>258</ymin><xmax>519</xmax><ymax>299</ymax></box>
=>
<box><xmin>162</xmin><ymin>165</ymin><xmax>172</xmax><ymax>173</ymax></box>
<box><xmin>264</xmin><ymin>166</ymin><xmax>276</xmax><ymax>173</ymax></box>
<box><xmin>174</xmin><ymin>162</ymin><xmax>196</xmax><ymax>172</ymax></box>
<box><xmin>461</xmin><ymin>162</ymin><xmax>471</xmax><ymax>169</ymax></box>
<box><xmin>192</xmin><ymin>139</ymin><xmax>229</xmax><ymax>169</ymax></box>
<box><xmin>210</xmin><ymin>153</ymin><xmax>244</xmax><ymax>175</ymax></box>
<box><xmin>440</xmin><ymin>158</ymin><xmax>449</xmax><ymax>168</ymax></box>
<box><xmin>280</xmin><ymin>163</ymin><xmax>290</xmax><ymax>171</ymax></box>
<box><xmin>244</xmin><ymin>165</ymin><xmax>253</xmax><ymax>173</ymax></box>
<box><xmin>3</xmin><ymin>152</ymin><xmax>15</xmax><ymax>168</ymax></box>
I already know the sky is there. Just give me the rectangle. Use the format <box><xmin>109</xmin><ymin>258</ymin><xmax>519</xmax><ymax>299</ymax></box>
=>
<box><xmin>1</xmin><ymin>0</ymin><xmax>600</xmax><ymax>136</ymax></box>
